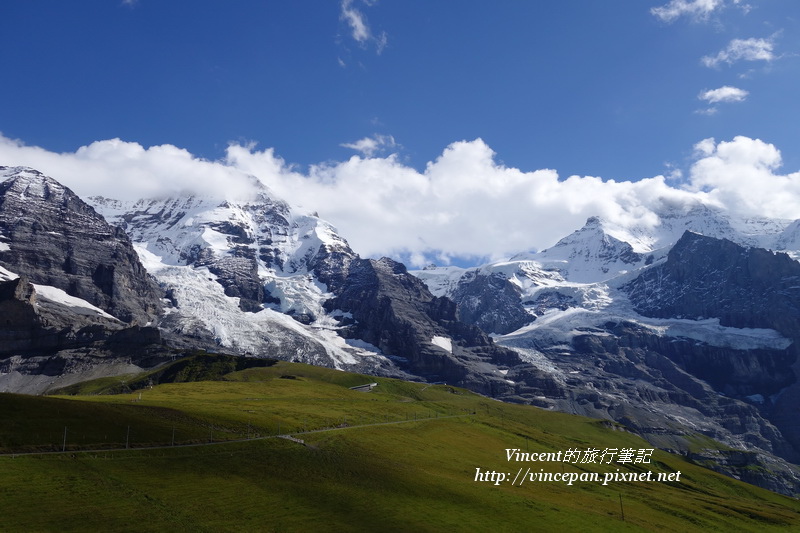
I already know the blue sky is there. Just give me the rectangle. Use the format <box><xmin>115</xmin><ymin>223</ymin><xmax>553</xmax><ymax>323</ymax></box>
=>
<box><xmin>1</xmin><ymin>1</ymin><xmax>799</xmax><ymax>265</ymax></box>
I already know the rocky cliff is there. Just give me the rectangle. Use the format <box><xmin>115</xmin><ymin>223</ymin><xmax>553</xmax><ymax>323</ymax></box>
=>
<box><xmin>323</xmin><ymin>257</ymin><xmax>562</xmax><ymax>396</ymax></box>
<box><xmin>625</xmin><ymin>231</ymin><xmax>800</xmax><ymax>336</ymax></box>
<box><xmin>0</xmin><ymin>273</ymin><xmax>171</xmax><ymax>394</ymax></box>
<box><xmin>0</xmin><ymin>166</ymin><xmax>162</xmax><ymax>324</ymax></box>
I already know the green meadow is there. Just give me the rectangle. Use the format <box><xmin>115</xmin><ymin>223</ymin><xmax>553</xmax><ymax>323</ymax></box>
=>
<box><xmin>1</xmin><ymin>359</ymin><xmax>799</xmax><ymax>532</ymax></box>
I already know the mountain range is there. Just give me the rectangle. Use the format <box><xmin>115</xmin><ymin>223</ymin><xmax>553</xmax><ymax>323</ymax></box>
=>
<box><xmin>1</xmin><ymin>164</ymin><xmax>799</xmax><ymax>496</ymax></box>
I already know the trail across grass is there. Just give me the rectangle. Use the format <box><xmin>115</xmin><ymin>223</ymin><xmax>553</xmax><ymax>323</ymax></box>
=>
<box><xmin>0</xmin><ymin>412</ymin><xmax>474</xmax><ymax>457</ymax></box>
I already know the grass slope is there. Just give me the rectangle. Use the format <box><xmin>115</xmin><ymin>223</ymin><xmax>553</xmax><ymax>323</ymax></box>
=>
<box><xmin>2</xmin><ymin>361</ymin><xmax>799</xmax><ymax>532</ymax></box>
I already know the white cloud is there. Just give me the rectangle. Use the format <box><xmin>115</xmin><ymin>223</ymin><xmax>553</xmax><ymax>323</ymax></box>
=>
<box><xmin>339</xmin><ymin>0</ymin><xmax>387</xmax><ymax>54</ymax></box>
<box><xmin>688</xmin><ymin>136</ymin><xmax>800</xmax><ymax>218</ymax></box>
<box><xmin>694</xmin><ymin>107</ymin><xmax>719</xmax><ymax>116</ymax></box>
<box><xmin>651</xmin><ymin>0</ymin><xmax>724</xmax><ymax>23</ymax></box>
<box><xmin>340</xmin><ymin>134</ymin><xmax>398</xmax><ymax>157</ymax></box>
<box><xmin>2</xmin><ymin>134</ymin><xmax>799</xmax><ymax>267</ymax></box>
<box><xmin>0</xmin><ymin>135</ymin><xmax>260</xmax><ymax>201</ymax></box>
<box><xmin>341</xmin><ymin>0</ymin><xmax>370</xmax><ymax>43</ymax></box>
<box><xmin>698</xmin><ymin>86</ymin><xmax>749</xmax><ymax>104</ymax></box>
<box><xmin>702</xmin><ymin>37</ymin><xmax>776</xmax><ymax>68</ymax></box>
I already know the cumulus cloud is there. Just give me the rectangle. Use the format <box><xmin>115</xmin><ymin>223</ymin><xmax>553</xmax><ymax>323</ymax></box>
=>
<box><xmin>339</xmin><ymin>0</ymin><xmax>387</xmax><ymax>55</ymax></box>
<box><xmin>340</xmin><ymin>134</ymin><xmax>398</xmax><ymax>157</ymax></box>
<box><xmin>697</xmin><ymin>86</ymin><xmax>749</xmax><ymax>113</ymax></box>
<box><xmin>651</xmin><ymin>0</ymin><xmax>725</xmax><ymax>23</ymax></box>
<box><xmin>702</xmin><ymin>37</ymin><xmax>776</xmax><ymax>68</ymax></box>
<box><xmin>688</xmin><ymin>136</ymin><xmax>800</xmax><ymax>218</ymax></box>
<box><xmin>0</xmin><ymin>135</ymin><xmax>260</xmax><ymax>201</ymax></box>
<box><xmin>699</xmin><ymin>86</ymin><xmax>749</xmax><ymax>104</ymax></box>
<box><xmin>2</xmin><ymin>133</ymin><xmax>799</xmax><ymax>266</ymax></box>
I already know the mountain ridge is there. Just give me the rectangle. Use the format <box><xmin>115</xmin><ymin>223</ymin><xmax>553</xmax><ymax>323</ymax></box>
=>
<box><xmin>3</xmin><ymin>164</ymin><xmax>800</xmax><ymax>495</ymax></box>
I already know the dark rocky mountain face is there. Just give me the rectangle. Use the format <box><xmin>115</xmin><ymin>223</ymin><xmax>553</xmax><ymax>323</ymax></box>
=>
<box><xmin>0</xmin><ymin>276</ymin><xmax>123</xmax><ymax>354</ymax></box>
<box><xmin>625</xmin><ymin>231</ymin><xmax>800</xmax><ymax>336</ymax></box>
<box><xmin>0</xmin><ymin>167</ymin><xmax>162</xmax><ymax>324</ymax></box>
<box><xmin>557</xmin><ymin>321</ymin><xmax>800</xmax><ymax>495</ymax></box>
<box><xmin>622</xmin><ymin>230</ymin><xmax>800</xmax><ymax>469</ymax></box>
<box><xmin>323</xmin><ymin>256</ymin><xmax>562</xmax><ymax>398</ymax></box>
<box><xmin>0</xmin><ymin>167</ymin><xmax>170</xmax><ymax>393</ymax></box>
<box><xmin>0</xmin><ymin>274</ymin><xmax>172</xmax><ymax>394</ymax></box>
<box><xmin>449</xmin><ymin>271</ymin><xmax>532</xmax><ymax>335</ymax></box>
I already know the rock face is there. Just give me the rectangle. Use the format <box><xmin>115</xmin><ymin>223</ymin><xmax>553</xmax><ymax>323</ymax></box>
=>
<box><xmin>0</xmin><ymin>167</ymin><xmax>176</xmax><ymax>394</ymax></box>
<box><xmin>323</xmin><ymin>257</ymin><xmax>562</xmax><ymax>397</ymax></box>
<box><xmin>623</xmin><ymin>230</ymin><xmax>800</xmax><ymax>469</ymax></box>
<box><xmin>0</xmin><ymin>274</ymin><xmax>170</xmax><ymax>394</ymax></box>
<box><xmin>625</xmin><ymin>231</ymin><xmax>800</xmax><ymax>336</ymax></box>
<box><xmin>0</xmin><ymin>276</ymin><xmax>123</xmax><ymax>353</ymax></box>
<box><xmin>0</xmin><ymin>167</ymin><xmax>162</xmax><ymax>324</ymax></box>
<box><xmin>449</xmin><ymin>271</ymin><xmax>532</xmax><ymax>335</ymax></box>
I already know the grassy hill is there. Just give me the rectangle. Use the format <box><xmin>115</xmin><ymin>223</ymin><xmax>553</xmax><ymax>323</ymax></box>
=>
<box><xmin>2</xmin><ymin>359</ymin><xmax>799</xmax><ymax>532</ymax></box>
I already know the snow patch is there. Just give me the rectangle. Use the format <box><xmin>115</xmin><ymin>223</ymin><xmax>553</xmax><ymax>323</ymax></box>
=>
<box><xmin>412</xmin><ymin>265</ymin><xmax>466</xmax><ymax>297</ymax></box>
<box><xmin>645</xmin><ymin>319</ymin><xmax>792</xmax><ymax>351</ymax></box>
<box><xmin>499</xmin><ymin>283</ymin><xmax>793</xmax><ymax>353</ymax></box>
<box><xmin>431</xmin><ymin>335</ymin><xmax>453</xmax><ymax>353</ymax></box>
<box><xmin>0</xmin><ymin>265</ymin><xmax>18</xmax><ymax>281</ymax></box>
<box><xmin>345</xmin><ymin>338</ymin><xmax>382</xmax><ymax>354</ymax></box>
<box><xmin>32</xmin><ymin>284</ymin><xmax>118</xmax><ymax>320</ymax></box>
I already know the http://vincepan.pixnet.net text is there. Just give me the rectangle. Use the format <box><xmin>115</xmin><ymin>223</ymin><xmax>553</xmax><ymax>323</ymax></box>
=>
<box><xmin>474</xmin><ymin>447</ymin><xmax>682</xmax><ymax>487</ymax></box>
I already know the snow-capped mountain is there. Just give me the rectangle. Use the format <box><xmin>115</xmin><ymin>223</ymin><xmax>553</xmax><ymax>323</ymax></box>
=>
<box><xmin>419</xmin><ymin>202</ymin><xmax>797</xmax><ymax>296</ymax></box>
<box><xmin>416</xmin><ymin>203</ymin><xmax>800</xmax><ymax>334</ymax></box>
<box><xmin>88</xmin><ymin>184</ymin><xmax>401</xmax><ymax>372</ymax></box>
<box><xmin>4</xmin><ymin>164</ymin><xmax>800</xmax><ymax>495</ymax></box>
<box><xmin>413</xmin><ymin>203</ymin><xmax>800</xmax><ymax>495</ymax></box>
<box><xmin>87</xmin><ymin>182</ymin><xmax>551</xmax><ymax>396</ymax></box>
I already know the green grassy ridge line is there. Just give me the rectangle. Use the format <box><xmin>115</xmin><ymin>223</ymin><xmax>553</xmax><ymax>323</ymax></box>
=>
<box><xmin>47</xmin><ymin>353</ymin><xmax>280</xmax><ymax>396</ymax></box>
<box><xmin>0</xmin><ymin>413</ymin><xmax>474</xmax><ymax>457</ymax></box>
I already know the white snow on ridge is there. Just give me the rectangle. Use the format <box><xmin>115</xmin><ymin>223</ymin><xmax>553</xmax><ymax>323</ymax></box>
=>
<box><xmin>642</xmin><ymin>318</ymin><xmax>791</xmax><ymax>351</ymax></box>
<box><xmin>97</xmin><ymin>188</ymin><xmax>392</xmax><ymax>371</ymax></box>
<box><xmin>413</xmin><ymin>205</ymin><xmax>800</xmax><ymax>304</ymax></box>
<box><xmin>0</xmin><ymin>264</ymin><xmax>19</xmax><ymax>281</ymax></box>
<box><xmin>411</xmin><ymin>205</ymin><xmax>800</xmax><ymax>361</ymax></box>
<box><xmin>142</xmin><ymin>248</ymin><xmax>388</xmax><ymax>369</ymax></box>
<box><xmin>498</xmin><ymin>281</ymin><xmax>792</xmax><ymax>354</ymax></box>
<box><xmin>413</xmin><ymin>265</ymin><xmax>465</xmax><ymax>297</ymax></box>
<box><xmin>431</xmin><ymin>335</ymin><xmax>453</xmax><ymax>353</ymax></box>
<box><xmin>0</xmin><ymin>205</ymin><xmax>12</xmax><ymax>253</ymax></box>
<box><xmin>32</xmin><ymin>284</ymin><xmax>119</xmax><ymax>320</ymax></box>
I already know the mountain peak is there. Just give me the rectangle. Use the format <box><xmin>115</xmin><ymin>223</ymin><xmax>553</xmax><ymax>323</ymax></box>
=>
<box><xmin>0</xmin><ymin>165</ymin><xmax>45</xmax><ymax>179</ymax></box>
<box><xmin>0</xmin><ymin>168</ymin><xmax>162</xmax><ymax>324</ymax></box>
<box><xmin>0</xmin><ymin>165</ymin><xmax>70</xmax><ymax>203</ymax></box>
